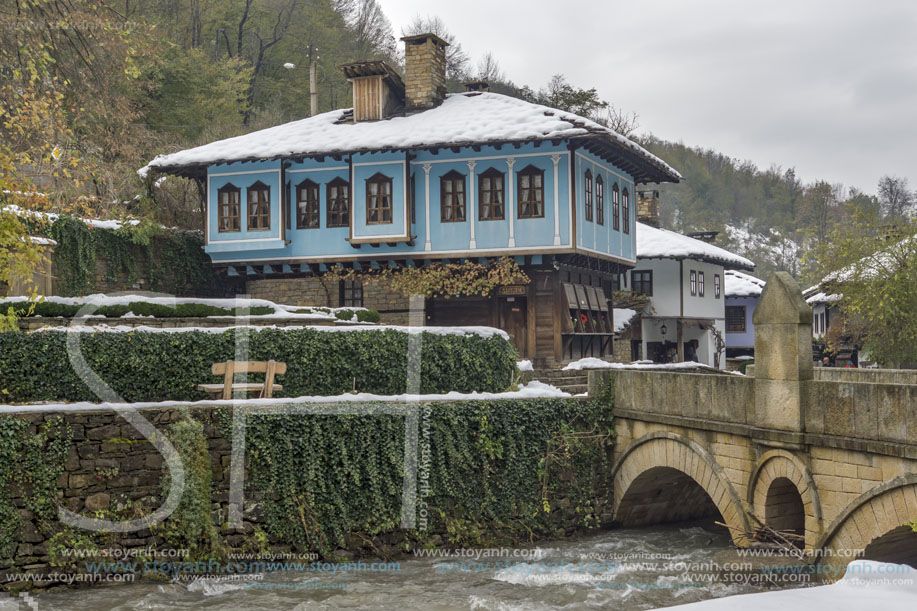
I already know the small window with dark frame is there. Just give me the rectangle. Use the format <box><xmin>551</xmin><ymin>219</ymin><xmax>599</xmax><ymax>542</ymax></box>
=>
<box><xmin>622</xmin><ymin>188</ymin><xmax>630</xmax><ymax>234</ymax></box>
<box><xmin>584</xmin><ymin>169</ymin><xmax>593</xmax><ymax>222</ymax></box>
<box><xmin>327</xmin><ymin>177</ymin><xmax>350</xmax><ymax>228</ymax></box>
<box><xmin>340</xmin><ymin>279</ymin><xmax>364</xmax><ymax>308</ymax></box>
<box><xmin>699</xmin><ymin>271</ymin><xmax>705</xmax><ymax>297</ymax></box>
<box><xmin>217</xmin><ymin>183</ymin><xmax>241</xmax><ymax>232</ymax></box>
<box><xmin>440</xmin><ymin>170</ymin><xmax>466</xmax><ymax>222</ymax></box>
<box><xmin>690</xmin><ymin>270</ymin><xmax>697</xmax><ymax>296</ymax></box>
<box><xmin>596</xmin><ymin>175</ymin><xmax>604</xmax><ymax>225</ymax></box>
<box><xmin>247</xmin><ymin>181</ymin><xmax>271</xmax><ymax>231</ymax></box>
<box><xmin>726</xmin><ymin>305</ymin><xmax>746</xmax><ymax>332</ymax></box>
<box><xmin>612</xmin><ymin>183</ymin><xmax>620</xmax><ymax>230</ymax></box>
<box><xmin>517</xmin><ymin>165</ymin><xmax>545</xmax><ymax>219</ymax></box>
<box><xmin>478</xmin><ymin>167</ymin><xmax>505</xmax><ymax>220</ymax></box>
<box><xmin>632</xmin><ymin>270</ymin><xmax>653</xmax><ymax>296</ymax></box>
<box><xmin>714</xmin><ymin>274</ymin><xmax>721</xmax><ymax>299</ymax></box>
<box><xmin>366</xmin><ymin>173</ymin><xmax>393</xmax><ymax>225</ymax></box>
<box><xmin>296</xmin><ymin>179</ymin><xmax>320</xmax><ymax>229</ymax></box>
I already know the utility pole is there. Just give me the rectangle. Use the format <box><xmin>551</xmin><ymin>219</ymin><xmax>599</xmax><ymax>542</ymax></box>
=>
<box><xmin>310</xmin><ymin>60</ymin><xmax>318</xmax><ymax>116</ymax></box>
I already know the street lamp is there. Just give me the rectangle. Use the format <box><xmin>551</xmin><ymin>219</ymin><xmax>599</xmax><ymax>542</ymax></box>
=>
<box><xmin>660</xmin><ymin>323</ymin><xmax>667</xmax><ymax>336</ymax></box>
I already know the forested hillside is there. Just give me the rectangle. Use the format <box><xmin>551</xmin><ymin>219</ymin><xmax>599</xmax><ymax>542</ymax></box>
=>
<box><xmin>2</xmin><ymin>0</ymin><xmax>913</xmax><ymax>283</ymax></box>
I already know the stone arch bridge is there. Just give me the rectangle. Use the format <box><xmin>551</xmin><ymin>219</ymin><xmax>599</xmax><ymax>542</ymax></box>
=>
<box><xmin>590</xmin><ymin>273</ymin><xmax>917</xmax><ymax>573</ymax></box>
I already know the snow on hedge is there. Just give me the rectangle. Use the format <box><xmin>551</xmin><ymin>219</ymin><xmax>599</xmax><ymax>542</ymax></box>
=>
<box><xmin>0</xmin><ymin>293</ymin><xmax>366</xmax><ymax>320</ymax></box>
<box><xmin>140</xmin><ymin>92</ymin><xmax>679</xmax><ymax>181</ymax></box>
<box><xmin>637</xmin><ymin>223</ymin><xmax>754</xmax><ymax>270</ymax></box>
<box><xmin>35</xmin><ymin>323</ymin><xmax>510</xmax><ymax>340</ymax></box>
<box><xmin>2</xmin><ymin>203</ymin><xmax>141</xmax><ymax>231</ymax></box>
<box><xmin>517</xmin><ymin>359</ymin><xmax>534</xmax><ymax>372</ymax></box>
<box><xmin>724</xmin><ymin>270</ymin><xmax>766</xmax><ymax>297</ymax></box>
<box><xmin>0</xmin><ymin>381</ymin><xmax>566</xmax><ymax>413</ymax></box>
<box><xmin>663</xmin><ymin>560</ymin><xmax>916</xmax><ymax>611</ymax></box>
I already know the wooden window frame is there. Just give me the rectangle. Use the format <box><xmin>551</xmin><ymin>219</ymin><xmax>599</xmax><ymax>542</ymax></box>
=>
<box><xmin>714</xmin><ymin>274</ymin><xmax>721</xmax><ymax>299</ymax></box>
<box><xmin>217</xmin><ymin>183</ymin><xmax>241</xmax><ymax>233</ymax></box>
<box><xmin>326</xmin><ymin>177</ymin><xmax>350</xmax><ymax>228</ymax></box>
<box><xmin>247</xmin><ymin>181</ymin><xmax>271</xmax><ymax>231</ymax></box>
<box><xmin>366</xmin><ymin>173</ymin><xmax>393</xmax><ymax>225</ymax></box>
<box><xmin>632</xmin><ymin>270</ymin><xmax>653</xmax><ymax>296</ymax></box>
<box><xmin>726</xmin><ymin>305</ymin><xmax>746</xmax><ymax>332</ymax></box>
<box><xmin>699</xmin><ymin>271</ymin><xmax>705</xmax><ymax>297</ymax></box>
<box><xmin>439</xmin><ymin>169</ymin><xmax>467</xmax><ymax>223</ymax></box>
<box><xmin>690</xmin><ymin>270</ymin><xmax>697</xmax><ymax>296</ymax></box>
<box><xmin>517</xmin><ymin>165</ymin><xmax>545</xmax><ymax>219</ymax></box>
<box><xmin>596</xmin><ymin>175</ymin><xmax>604</xmax><ymax>226</ymax></box>
<box><xmin>296</xmin><ymin>179</ymin><xmax>320</xmax><ymax>229</ymax></box>
<box><xmin>584</xmin><ymin>169</ymin><xmax>593</xmax><ymax>222</ymax></box>
<box><xmin>622</xmin><ymin>188</ymin><xmax>630</xmax><ymax>234</ymax></box>
<box><xmin>340</xmin><ymin>279</ymin><xmax>364</xmax><ymax>308</ymax></box>
<box><xmin>612</xmin><ymin>184</ymin><xmax>620</xmax><ymax>230</ymax></box>
<box><xmin>478</xmin><ymin>167</ymin><xmax>505</xmax><ymax>221</ymax></box>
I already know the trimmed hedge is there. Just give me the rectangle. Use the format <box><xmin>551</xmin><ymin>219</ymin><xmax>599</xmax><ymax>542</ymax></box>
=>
<box><xmin>0</xmin><ymin>328</ymin><xmax>517</xmax><ymax>403</ymax></box>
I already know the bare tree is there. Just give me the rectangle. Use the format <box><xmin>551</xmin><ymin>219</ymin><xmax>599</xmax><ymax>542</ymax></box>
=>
<box><xmin>475</xmin><ymin>52</ymin><xmax>504</xmax><ymax>83</ymax></box>
<box><xmin>878</xmin><ymin>175</ymin><xmax>914</xmax><ymax>219</ymax></box>
<box><xmin>594</xmin><ymin>104</ymin><xmax>640</xmax><ymax>138</ymax></box>
<box><xmin>402</xmin><ymin>15</ymin><xmax>469</xmax><ymax>81</ymax></box>
<box><xmin>341</xmin><ymin>0</ymin><xmax>397</xmax><ymax>60</ymax></box>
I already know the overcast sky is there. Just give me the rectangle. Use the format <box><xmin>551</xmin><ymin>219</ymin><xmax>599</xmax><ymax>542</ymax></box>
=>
<box><xmin>379</xmin><ymin>0</ymin><xmax>917</xmax><ymax>195</ymax></box>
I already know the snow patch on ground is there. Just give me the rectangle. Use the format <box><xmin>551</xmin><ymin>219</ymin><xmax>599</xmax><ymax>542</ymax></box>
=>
<box><xmin>661</xmin><ymin>560</ymin><xmax>916</xmax><ymax>611</ymax></box>
<box><xmin>0</xmin><ymin>381</ymin><xmax>568</xmax><ymax>413</ymax></box>
<box><xmin>564</xmin><ymin>358</ymin><xmax>740</xmax><ymax>375</ymax></box>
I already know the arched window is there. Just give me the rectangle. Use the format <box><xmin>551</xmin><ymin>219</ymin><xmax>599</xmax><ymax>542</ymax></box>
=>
<box><xmin>217</xmin><ymin>183</ymin><xmax>241</xmax><ymax>232</ymax></box>
<box><xmin>517</xmin><ymin>165</ymin><xmax>545</xmax><ymax>219</ymax></box>
<box><xmin>440</xmin><ymin>170</ymin><xmax>466</xmax><ymax>222</ymax></box>
<box><xmin>247</xmin><ymin>181</ymin><xmax>270</xmax><ymax>231</ymax></box>
<box><xmin>327</xmin><ymin>177</ymin><xmax>350</xmax><ymax>227</ymax></box>
<box><xmin>296</xmin><ymin>179</ymin><xmax>320</xmax><ymax>229</ymax></box>
<box><xmin>596</xmin><ymin>175</ymin><xmax>605</xmax><ymax>226</ymax></box>
<box><xmin>478</xmin><ymin>167</ymin><xmax>505</xmax><ymax>220</ymax></box>
<box><xmin>584</xmin><ymin>170</ymin><xmax>593</xmax><ymax>222</ymax></box>
<box><xmin>622</xmin><ymin>188</ymin><xmax>630</xmax><ymax>234</ymax></box>
<box><xmin>612</xmin><ymin>184</ymin><xmax>620</xmax><ymax>231</ymax></box>
<box><xmin>366</xmin><ymin>173</ymin><xmax>393</xmax><ymax>224</ymax></box>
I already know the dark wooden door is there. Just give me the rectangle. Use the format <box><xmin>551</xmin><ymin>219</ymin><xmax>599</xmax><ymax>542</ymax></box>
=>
<box><xmin>500</xmin><ymin>297</ymin><xmax>528</xmax><ymax>357</ymax></box>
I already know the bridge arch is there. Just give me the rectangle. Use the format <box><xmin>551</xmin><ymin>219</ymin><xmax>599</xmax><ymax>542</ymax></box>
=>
<box><xmin>748</xmin><ymin>450</ymin><xmax>822</xmax><ymax>548</ymax></box>
<box><xmin>817</xmin><ymin>475</ymin><xmax>917</xmax><ymax>576</ymax></box>
<box><xmin>612</xmin><ymin>432</ymin><xmax>751</xmax><ymax>544</ymax></box>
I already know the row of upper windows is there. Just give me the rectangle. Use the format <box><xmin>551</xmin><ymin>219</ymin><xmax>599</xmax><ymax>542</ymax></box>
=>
<box><xmin>583</xmin><ymin>170</ymin><xmax>631</xmax><ymax>233</ymax></box>
<box><xmin>216</xmin><ymin>165</ymin><xmax>551</xmax><ymax>233</ymax></box>
<box><xmin>628</xmin><ymin>270</ymin><xmax>723</xmax><ymax>299</ymax></box>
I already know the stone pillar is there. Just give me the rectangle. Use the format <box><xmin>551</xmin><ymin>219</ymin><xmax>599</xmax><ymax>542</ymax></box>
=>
<box><xmin>752</xmin><ymin>272</ymin><xmax>813</xmax><ymax>431</ymax></box>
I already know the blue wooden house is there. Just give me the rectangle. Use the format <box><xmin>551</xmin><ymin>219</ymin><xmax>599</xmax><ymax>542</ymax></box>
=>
<box><xmin>142</xmin><ymin>33</ymin><xmax>681</xmax><ymax>366</ymax></box>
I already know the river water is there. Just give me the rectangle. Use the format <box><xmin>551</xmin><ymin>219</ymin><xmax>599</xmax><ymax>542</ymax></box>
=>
<box><xmin>6</xmin><ymin>523</ymin><xmax>806</xmax><ymax>610</ymax></box>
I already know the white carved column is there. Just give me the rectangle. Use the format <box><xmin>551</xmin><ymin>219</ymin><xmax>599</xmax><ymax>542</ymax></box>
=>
<box><xmin>422</xmin><ymin>163</ymin><xmax>433</xmax><ymax>251</ymax></box>
<box><xmin>467</xmin><ymin>160</ymin><xmax>477</xmax><ymax>249</ymax></box>
<box><xmin>551</xmin><ymin>154</ymin><xmax>562</xmax><ymax>246</ymax></box>
<box><xmin>506</xmin><ymin>157</ymin><xmax>516</xmax><ymax>248</ymax></box>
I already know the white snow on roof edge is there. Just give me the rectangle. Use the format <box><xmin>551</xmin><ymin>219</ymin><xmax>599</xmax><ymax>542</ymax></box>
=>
<box><xmin>637</xmin><ymin>223</ymin><xmax>755</xmax><ymax>270</ymax></box>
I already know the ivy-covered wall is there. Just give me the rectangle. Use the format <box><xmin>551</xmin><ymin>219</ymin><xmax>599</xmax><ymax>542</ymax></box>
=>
<box><xmin>0</xmin><ymin>391</ymin><xmax>614</xmax><ymax>589</ymax></box>
<box><xmin>45</xmin><ymin>216</ymin><xmax>239</xmax><ymax>298</ymax></box>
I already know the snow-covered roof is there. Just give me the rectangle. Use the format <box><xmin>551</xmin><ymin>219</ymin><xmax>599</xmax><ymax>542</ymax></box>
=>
<box><xmin>724</xmin><ymin>270</ymin><xmax>765</xmax><ymax>297</ymax></box>
<box><xmin>613</xmin><ymin>308</ymin><xmax>637</xmax><ymax>333</ymax></box>
<box><xmin>140</xmin><ymin>92</ymin><xmax>680</xmax><ymax>184</ymax></box>
<box><xmin>805</xmin><ymin>291</ymin><xmax>843</xmax><ymax>306</ymax></box>
<box><xmin>636</xmin><ymin>222</ymin><xmax>755</xmax><ymax>270</ymax></box>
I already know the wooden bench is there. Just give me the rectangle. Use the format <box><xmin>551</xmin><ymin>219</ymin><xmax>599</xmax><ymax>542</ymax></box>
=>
<box><xmin>197</xmin><ymin>360</ymin><xmax>287</xmax><ymax>400</ymax></box>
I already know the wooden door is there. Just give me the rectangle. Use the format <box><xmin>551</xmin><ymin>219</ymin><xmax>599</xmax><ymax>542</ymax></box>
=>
<box><xmin>500</xmin><ymin>297</ymin><xmax>528</xmax><ymax>357</ymax></box>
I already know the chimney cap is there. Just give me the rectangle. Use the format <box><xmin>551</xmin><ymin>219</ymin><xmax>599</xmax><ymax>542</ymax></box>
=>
<box><xmin>400</xmin><ymin>32</ymin><xmax>450</xmax><ymax>48</ymax></box>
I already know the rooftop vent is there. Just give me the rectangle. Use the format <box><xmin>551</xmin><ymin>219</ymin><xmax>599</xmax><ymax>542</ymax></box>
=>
<box><xmin>462</xmin><ymin>80</ymin><xmax>489</xmax><ymax>93</ymax></box>
<box><xmin>340</xmin><ymin>61</ymin><xmax>405</xmax><ymax>122</ymax></box>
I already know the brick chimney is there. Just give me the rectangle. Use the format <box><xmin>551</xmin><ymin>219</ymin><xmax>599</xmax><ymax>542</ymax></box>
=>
<box><xmin>401</xmin><ymin>33</ymin><xmax>449</xmax><ymax>113</ymax></box>
<box><xmin>637</xmin><ymin>190</ymin><xmax>660</xmax><ymax>228</ymax></box>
